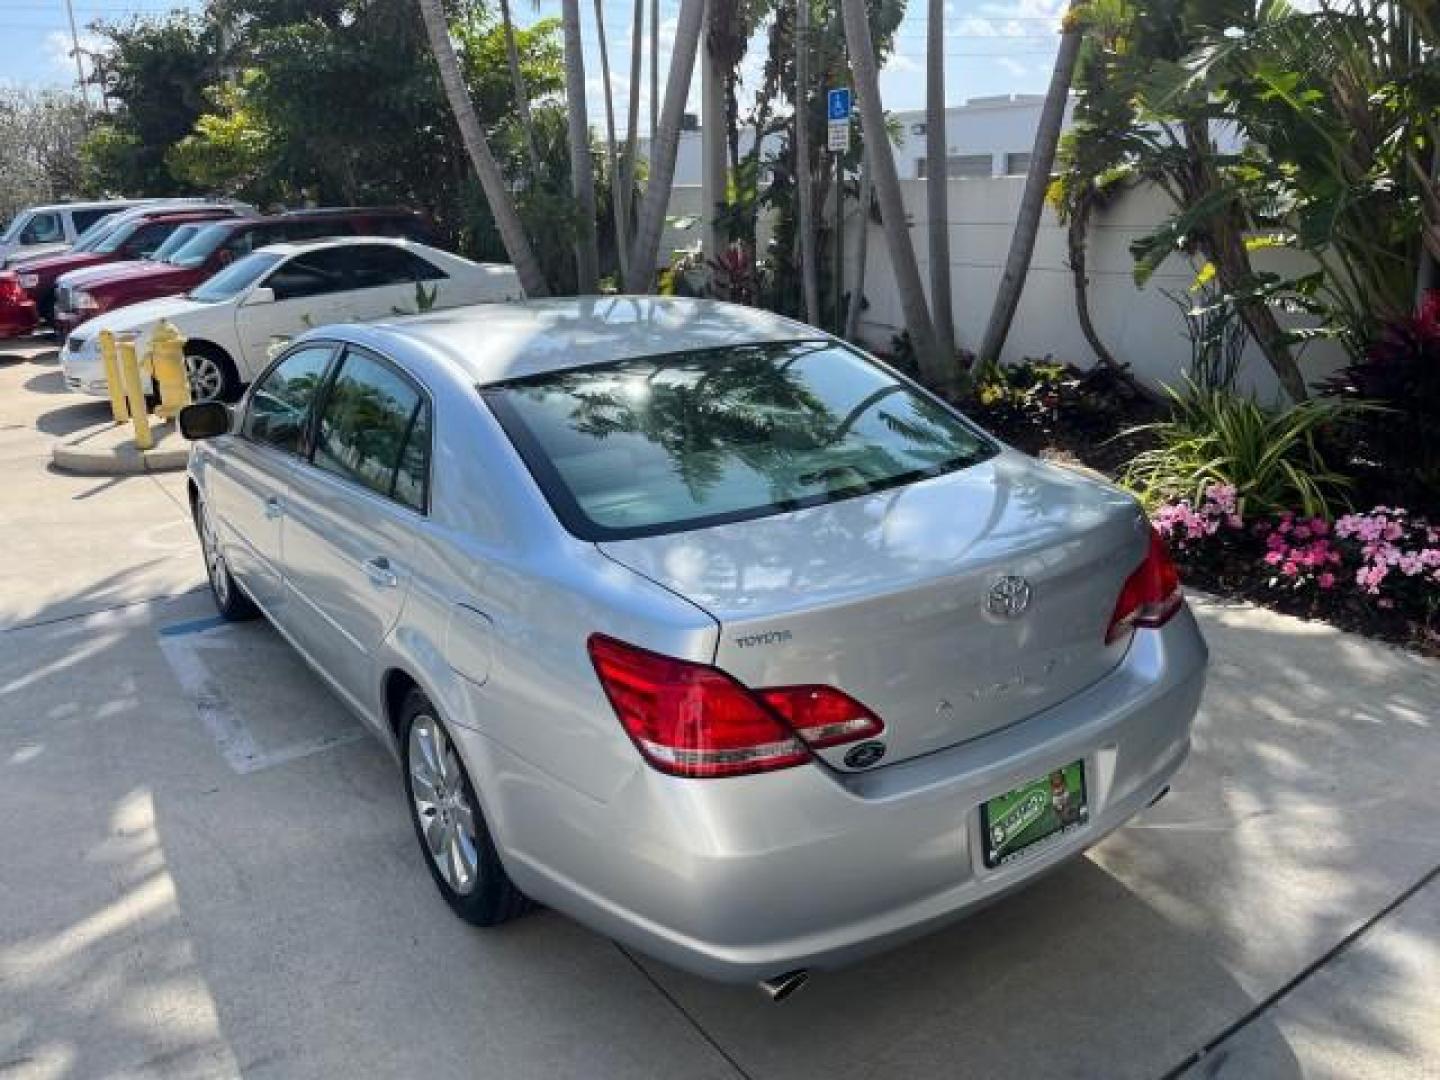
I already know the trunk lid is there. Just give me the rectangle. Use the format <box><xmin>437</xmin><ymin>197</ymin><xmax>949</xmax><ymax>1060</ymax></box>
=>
<box><xmin>598</xmin><ymin>452</ymin><xmax>1149</xmax><ymax>770</ymax></box>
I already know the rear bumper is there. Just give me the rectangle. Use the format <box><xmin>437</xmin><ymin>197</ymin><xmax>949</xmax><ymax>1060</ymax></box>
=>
<box><xmin>459</xmin><ymin>607</ymin><xmax>1208</xmax><ymax>983</ymax></box>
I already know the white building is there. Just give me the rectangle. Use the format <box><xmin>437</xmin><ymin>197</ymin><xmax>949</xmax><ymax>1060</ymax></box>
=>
<box><xmin>647</xmin><ymin>94</ymin><xmax>1066</xmax><ymax>186</ymax></box>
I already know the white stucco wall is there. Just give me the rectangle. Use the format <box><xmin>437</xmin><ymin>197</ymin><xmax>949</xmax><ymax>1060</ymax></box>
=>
<box><xmin>667</xmin><ymin>176</ymin><xmax>1346</xmax><ymax>402</ymax></box>
<box><xmin>858</xmin><ymin>178</ymin><xmax>1345</xmax><ymax>401</ymax></box>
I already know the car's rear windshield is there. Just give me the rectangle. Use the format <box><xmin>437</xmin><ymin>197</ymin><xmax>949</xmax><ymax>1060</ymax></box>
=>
<box><xmin>483</xmin><ymin>341</ymin><xmax>997</xmax><ymax>541</ymax></box>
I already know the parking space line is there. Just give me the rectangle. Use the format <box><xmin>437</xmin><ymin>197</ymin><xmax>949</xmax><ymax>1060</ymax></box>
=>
<box><xmin>158</xmin><ymin>618</ymin><xmax>365</xmax><ymax>775</ymax></box>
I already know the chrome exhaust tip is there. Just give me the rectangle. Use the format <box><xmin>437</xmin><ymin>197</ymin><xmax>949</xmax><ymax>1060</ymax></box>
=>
<box><xmin>758</xmin><ymin>969</ymin><xmax>810</xmax><ymax>1002</ymax></box>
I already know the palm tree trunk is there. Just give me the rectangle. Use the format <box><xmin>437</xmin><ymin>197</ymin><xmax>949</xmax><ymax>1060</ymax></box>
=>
<box><xmin>593</xmin><ymin>0</ymin><xmax>628</xmax><ymax>278</ymax></box>
<box><xmin>620</xmin><ymin>0</ymin><xmax>645</xmax><ymax>260</ymax></box>
<box><xmin>499</xmin><ymin>0</ymin><xmax>543</xmax><ymax>179</ymax></box>
<box><xmin>795</xmin><ymin>0</ymin><xmax>821</xmax><ymax>325</ymax></box>
<box><xmin>562</xmin><ymin>0</ymin><xmax>600</xmax><ymax>292</ymax></box>
<box><xmin>1067</xmin><ymin>200</ymin><xmax>1119</xmax><ymax>371</ymax></box>
<box><xmin>978</xmin><ymin>5</ymin><xmax>1082</xmax><ymax>367</ymax></box>
<box><xmin>415</xmin><ymin>0</ymin><xmax>549</xmax><ymax>297</ymax></box>
<box><xmin>649</xmin><ymin>0</ymin><xmax>659</xmax><ymax>144</ymax></box>
<box><xmin>839</xmin><ymin>0</ymin><xmax>945</xmax><ymax>387</ymax></box>
<box><xmin>925</xmin><ymin>0</ymin><xmax>954</xmax><ymax>356</ymax></box>
<box><xmin>844</xmin><ymin>145</ymin><xmax>872</xmax><ymax>341</ymax></box>
<box><xmin>626</xmin><ymin>0</ymin><xmax>706</xmax><ymax>292</ymax></box>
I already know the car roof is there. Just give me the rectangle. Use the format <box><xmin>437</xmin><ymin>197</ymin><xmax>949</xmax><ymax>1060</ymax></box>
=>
<box><xmin>29</xmin><ymin>199</ymin><xmax>148</xmax><ymax>214</ymax></box>
<box><xmin>257</xmin><ymin>235</ymin><xmax>433</xmax><ymax>258</ymax></box>
<box><xmin>361</xmin><ymin>297</ymin><xmax>820</xmax><ymax>386</ymax></box>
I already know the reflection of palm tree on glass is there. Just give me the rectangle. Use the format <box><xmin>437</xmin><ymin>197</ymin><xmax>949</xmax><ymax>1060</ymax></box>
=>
<box><xmin>512</xmin><ymin>343</ymin><xmax>987</xmax><ymax>508</ymax></box>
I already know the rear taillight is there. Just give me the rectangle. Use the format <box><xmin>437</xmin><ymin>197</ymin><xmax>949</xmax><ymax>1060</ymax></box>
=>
<box><xmin>756</xmin><ymin>686</ymin><xmax>883</xmax><ymax>748</ymax></box>
<box><xmin>587</xmin><ymin>634</ymin><xmax>883</xmax><ymax>778</ymax></box>
<box><xmin>0</xmin><ymin>273</ymin><xmax>26</xmax><ymax>304</ymax></box>
<box><xmin>1106</xmin><ymin>528</ymin><xmax>1184</xmax><ymax>644</ymax></box>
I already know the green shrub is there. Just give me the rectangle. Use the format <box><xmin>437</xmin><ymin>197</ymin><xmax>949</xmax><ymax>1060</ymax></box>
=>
<box><xmin>1121</xmin><ymin>385</ymin><xmax>1371</xmax><ymax>518</ymax></box>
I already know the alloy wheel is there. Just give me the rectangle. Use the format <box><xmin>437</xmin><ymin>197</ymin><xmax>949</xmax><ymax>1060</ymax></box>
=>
<box><xmin>185</xmin><ymin>353</ymin><xmax>225</xmax><ymax>402</ymax></box>
<box><xmin>408</xmin><ymin>714</ymin><xmax>481</xmax><ymax>896</ymax></box>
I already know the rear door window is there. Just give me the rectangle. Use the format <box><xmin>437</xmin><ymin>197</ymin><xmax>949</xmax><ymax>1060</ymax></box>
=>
<box><xmin>242</xmin><ymin>345</ymin><xmax>335</xmax><ymax>455</ymax></box>
<box><xmin>347</xmin><ymin>244</ymin><xmax>447</xmax><ymax>289</ymax></box>
<box><xmin>263</xmin><ymin>249</ymin><xmax>357</xmax><ymax>300</ymax></box>
<box><xmin>311</xmin><ymin>347</ymin><xmax>429</xmax><ymax>510</ymax></box>
<box><xmin>484</xmin><ymin>341</ymin><xmax>996</xmax><ymax>540</ymax></box>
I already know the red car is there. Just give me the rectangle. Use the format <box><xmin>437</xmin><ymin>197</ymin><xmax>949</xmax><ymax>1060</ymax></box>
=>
<box><xmin>15</xmin><ymin>207</ymin><xmax>245</xmax><ymax>327</ymax></box>
<box><xmin>52</xmin><ymin>208</ymin><xmax>443</xmax><ymax>337</ymax></box>
<box><xmin>0</xmin><ymin>272</ymin><xmax>38</xmax><ymax>338</ymax></box>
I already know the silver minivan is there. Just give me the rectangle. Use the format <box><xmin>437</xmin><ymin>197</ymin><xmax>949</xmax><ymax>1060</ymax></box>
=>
<box><xmin>0</xmin><ymin>200</ymin><xmax>147</xmax><ymax>266</ymax></box>
<box><xmin>181</xmin><ymin>297</ymin><xmax>1208</xmax><ymax>993</ymax></box>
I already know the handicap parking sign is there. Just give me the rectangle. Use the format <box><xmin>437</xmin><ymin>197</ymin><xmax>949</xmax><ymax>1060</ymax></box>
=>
<box><xmin>828</xmin><ymin>87</ymin><xmax>851</xmax><ymax>121</ymax></box>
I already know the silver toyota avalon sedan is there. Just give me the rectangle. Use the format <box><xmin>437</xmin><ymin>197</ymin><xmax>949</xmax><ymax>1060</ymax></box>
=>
<box><xmin>180</xmin><ymin>297</ymin><xmax>1207</xmax><ymax>992</ymax></box>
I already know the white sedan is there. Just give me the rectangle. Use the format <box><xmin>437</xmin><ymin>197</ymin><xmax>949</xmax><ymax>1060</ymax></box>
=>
<box><xmin>61</xmin><ymin>237</ymin><xmax>521</xmax><ymax>402</ymax></box>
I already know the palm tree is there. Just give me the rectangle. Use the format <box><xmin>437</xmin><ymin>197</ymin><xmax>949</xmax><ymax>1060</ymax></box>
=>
<box><xmin>795</xmin><ymin>0</ymin><xmax>821</xmax><ymax>324</ymax></box>
<box><xmin>925</xmin><ymin>0</ymin><xmax>954</xmax><ymax>356</ymax></box>
<box><xmin>844</xmin><ymin>145</ymin><xmax>873</xmax><ymax>341</ymax></box>
<box><xmin>562</xmin><ymin>0</ymin><xmax>600</xmax><ymax>292</ymax></box>
<box><xmin>626</xmin><ymin>0</ymin><xmax>706</xmax><ymax>292</ymax></box>
<box><xmin>592</xmin><ymin>0</ymin><xmax>628</xmax><ymax>278</ymax></box>
<box><xmin>839</xmin><ymin>0</ymin><xmax>946</xmax><ymax>387</ymax></box>
<box><xmin>415</xmin><ymin>0</ymin><xmax>549</xmax><ymax>297</ymax></box>
<box><xmin>978</xmin><ymin>2</ymin><xmax>1083</xmax><ymax>368</ymax></box>
<box><xmin>620</xmin><ymin>0</ymin><xmax>645</xmax><ymax>264</ymax></box>
<box><xmin>498</xmin><ymin>0</ymin><xmax>543</xmax><ymax>178</ymax></box>
<box><xmin>649</xmin><ymin>0</ymin><xmax>659</xmax><ymax>144</ymax></box>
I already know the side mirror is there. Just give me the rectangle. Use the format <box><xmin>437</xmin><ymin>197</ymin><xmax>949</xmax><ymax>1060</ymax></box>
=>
<box><xmin>244</xmin><ymin>286</ymin><xmax>275</xmax><ymax>307</ymax></box>
<box><xmin>179</xmin><ymin>401</ymin><xmax>231</xmax><ymax>441</ymax></box>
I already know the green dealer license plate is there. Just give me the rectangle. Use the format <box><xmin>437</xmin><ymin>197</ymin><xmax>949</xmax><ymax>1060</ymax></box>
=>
<box><xmin>980</xmin><ymin>760</ymin><xmax>1089</xmax><ymax>868</ymax></box>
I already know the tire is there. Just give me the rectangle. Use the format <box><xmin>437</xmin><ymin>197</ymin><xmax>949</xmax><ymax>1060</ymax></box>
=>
<box><xmin>185</xmin><ymin>345</ymin><xmax>242</xmax><ymax>404</ymax></box>
<box><xmin>400</xmin><ymin>689</ymin><xmax>530</xmax><ymax>926</ymax></box>
<box><xmin>193</xmin><ymin>496</ymin><xmax>258</xmax><ymax>621</ymax></box>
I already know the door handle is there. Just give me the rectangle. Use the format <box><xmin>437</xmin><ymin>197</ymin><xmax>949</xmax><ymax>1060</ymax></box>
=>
<box><xmin>263</xmin><ymin>496</ymin><xmax>284</xmax><ymax>520</ymax></box>
<box><xmin>364</xmin><ymin>556</ymin><xmax>399</xmax><ymax>588</ymax></box>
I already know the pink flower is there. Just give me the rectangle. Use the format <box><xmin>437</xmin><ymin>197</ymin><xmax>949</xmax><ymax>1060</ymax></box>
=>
<box><xmin>1318</xmin><ymin>572</ymin><xmax>1336</xmax><ymax>589</ymax></box>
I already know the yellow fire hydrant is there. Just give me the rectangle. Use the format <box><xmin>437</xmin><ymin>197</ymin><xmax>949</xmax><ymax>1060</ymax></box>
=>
<box><xmin>149</xmin><ymin>319</ymin><xmax>192</xmax><ymax>419</ymax></box>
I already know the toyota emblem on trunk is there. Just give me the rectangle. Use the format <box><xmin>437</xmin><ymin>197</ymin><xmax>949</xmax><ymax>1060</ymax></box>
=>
<box><xmin>986</xmin><ymin>576</ymin><xmax>1033</xmax><ymax>618</ymax></box>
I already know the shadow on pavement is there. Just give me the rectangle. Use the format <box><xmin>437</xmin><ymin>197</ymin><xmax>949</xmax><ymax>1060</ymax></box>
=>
<box><xmin>35</xmin><ymin>400</ymin><xmax>112</xmax><ymax>438</ymax></box>
<box><xmin>2</xmin><ymin>575</ymin><xmax>1438</xmax><ymax>1077</ymax></box>
<box><xmin>23</xmin><ymin>369</ymin><xmax>66</xmax><ymax>395</ymax></box>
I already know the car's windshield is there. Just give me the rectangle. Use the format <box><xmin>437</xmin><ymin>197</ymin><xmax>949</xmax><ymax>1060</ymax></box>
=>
<box><xmin>150</xmin><ymin>224</ymin><xmax>199</xmax><ymax>262</ymax></box>
<box><xmin>187</xmin><ymin>252</ymin><xmax>282</xmax><ymax>302</ymax></box>
<box><xmin>485</xmin><ymin>341</ymin><xmax>997</xmax><ymax>541</ymax></box>
<box><xmin>73</xmin><ymin>214</ymin><xmax>119</xmax><ymax>250</ymax></box>
<box><xmin>0</xmin><ymin>213</ymin><xmax>31</xmax><ymax>243</ymax></box>
<box><xmin>94</xmin><ymin>220</ymin><xmax>142</xmax><ymax>254</ymax></box>
<box><xmin>167</xmin><ymin>222</ymin><xmax>231</xmax><ymax>268</ymax></box>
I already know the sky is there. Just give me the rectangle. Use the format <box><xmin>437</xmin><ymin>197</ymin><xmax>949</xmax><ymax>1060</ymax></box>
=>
<box><xmin>0</xmin><ymin>0</ymin><xmax>1066</xmax><ymax>121</ymax></box>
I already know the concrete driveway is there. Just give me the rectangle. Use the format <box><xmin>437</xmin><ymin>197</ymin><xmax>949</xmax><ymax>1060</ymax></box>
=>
<box><xmin>3</xmin><ymin>336</ymin><xmax>1438</xmax><ymax>1080</ymax></box>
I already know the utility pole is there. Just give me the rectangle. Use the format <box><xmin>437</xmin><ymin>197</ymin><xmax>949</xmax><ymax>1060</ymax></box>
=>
<box><xmin>63</xmin><ymin>0</ymin><xmax>92</xmax><ymax>110</ymax></box>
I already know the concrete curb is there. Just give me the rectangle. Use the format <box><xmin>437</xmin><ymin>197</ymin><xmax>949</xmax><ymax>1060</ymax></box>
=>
<box><xmin>51</xmin><ymin>418</ymin><xmax>189</xmax><ymax>475</ymax></box>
